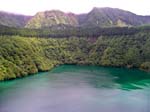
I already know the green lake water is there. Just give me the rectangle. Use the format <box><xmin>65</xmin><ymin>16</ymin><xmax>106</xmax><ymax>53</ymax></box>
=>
<box><xmin>0</xmin><ymin>65</ymin><xmax>150</xmax><ymax>112</ymax></box>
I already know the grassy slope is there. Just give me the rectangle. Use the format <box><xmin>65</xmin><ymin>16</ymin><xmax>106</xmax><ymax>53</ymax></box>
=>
<box><xmin>0</xmin><ymin>33</ymin><xmax>150</xmax><ymax>80</ymax></box>
<box><xmin>25</xmin><ymin>11</ymin><xmax>78</xmax><ymax>28</ymax></box>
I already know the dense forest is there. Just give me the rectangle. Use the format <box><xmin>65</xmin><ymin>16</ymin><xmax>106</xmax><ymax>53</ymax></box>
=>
<box><xmin>1</xmin><ymin>25</ymin><xmax>150</xmax><ymax>38</ymax></box>
<box><xmin>0</xmin><ymin>30</ymin><xmax>150</xmax><ymax>80</ymax></box>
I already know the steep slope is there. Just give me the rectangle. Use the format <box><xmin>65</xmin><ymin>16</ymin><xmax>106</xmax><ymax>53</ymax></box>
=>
<box><xmin>0</xmin><ymin>32</ymin><xmax>150</xmax><ymax>80</ymax></box>
<box><xmin>78</xmin><ymin>7</ymin><xmax>150</xmax><ymax>27</ymax></box>
<box><xmin>25</xmin><ymin>10</ymin><xmax>78</xmax><ymax>28</ymax></box>
<box><xmin>0</xmin><ymin>11</ymin><xmax>31</xmax><ymax>28</ymax></box>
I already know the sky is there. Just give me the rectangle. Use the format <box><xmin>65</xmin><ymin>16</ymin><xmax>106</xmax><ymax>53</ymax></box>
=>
<box><xmin>0</xmin><ymin>0</ymin><xmax>150</xmax><ymax>16</ymax></box>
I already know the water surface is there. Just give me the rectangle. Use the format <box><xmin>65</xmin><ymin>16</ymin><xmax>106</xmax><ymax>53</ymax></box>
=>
<box><xmin>0</xmin><ymin>65</ymin><xmax>150</xmax><ymax>112</ymax></box>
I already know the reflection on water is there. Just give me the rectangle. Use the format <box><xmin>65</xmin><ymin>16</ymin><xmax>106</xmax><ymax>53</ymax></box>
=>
<box><xmin>0</xmin><ymin>65</ymin><xmax>150</xmax><ymax>112</ymax></box>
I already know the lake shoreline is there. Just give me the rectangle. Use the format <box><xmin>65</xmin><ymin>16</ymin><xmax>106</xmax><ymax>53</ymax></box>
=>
<box><xmin>1</xmin><ymin>63</ymin><xmax>149</xmax><ymax>82</ymax></box>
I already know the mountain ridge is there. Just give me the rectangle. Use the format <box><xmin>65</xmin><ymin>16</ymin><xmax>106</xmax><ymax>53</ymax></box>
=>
<box><xmin>25</xmin><ymin>10</ymin><xmax>78</xmax><ymax>28</ymax></box>
<box><xmin>0</xmin><ymin>11</ymin><xmax>32</xmax><ymax>27</ymax></box>
<box><xmin>1</xmin><ymin>7</ymin><xmax>150</xmax><ymax>28</ymax></box>
<box><xmin>77</xmin><ymin>7</ymin><xmax>150</xmax><ymax>27</ymax></box>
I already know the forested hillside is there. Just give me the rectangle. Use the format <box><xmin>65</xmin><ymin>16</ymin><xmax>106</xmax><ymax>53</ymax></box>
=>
<box><xmin>1</xmin><ymin>24</ymin><xmax>150</xmax><ymax>38</ymax></box>
<box><xmin>78</xmin><ymin>7</ymin><xmax>150</xmax><ymax>27</ymax></box>
<box><xmin>0</xmin><ymin>11</ymin><xmax>31</xmax><ymax>27</ymax></box>
<box><xmin>0</xmin><ymin>7</ymin><xmax>150</xmax><ymax>81</ymax></box>
<box><xmin>26</xmin><ymin>7</ymin><xmax>150</xmax><ymax>28</ymax></box>
<box><xmin>25</xmin><ymin>10</ymin><xmax>78</xmax><ymax>28</ymax></box>
<box><xmin>0</xmin><ymin>32</ymin><xmax>150</xmax><ymax>80</ymax></box>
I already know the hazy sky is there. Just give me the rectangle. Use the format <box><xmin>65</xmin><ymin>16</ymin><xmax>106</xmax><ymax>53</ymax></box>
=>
<box><xmin>0</xmin><ymin>0</ymin><xmax>150</xmax><ymax>15</ymax></box>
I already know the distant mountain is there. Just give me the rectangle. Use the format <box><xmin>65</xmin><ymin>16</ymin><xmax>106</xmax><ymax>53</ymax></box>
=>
<box><xmin>1</xmin><ymin>7</ymin><xmax>150</xmax><ymax>28</ymax></box>
<box><xmin>26</xmin><ymin>8</ymin><xmax>150</xmax><ymax>29</ymax></box>
<box><xmin>0</xmin><ymin>11</ymin><xmax>31</xmax><ymax>28</ymax></box>
<box><xmin>78</xmin><ymin>7</ymin><xmax>150</xmax><ymax>27</ymax></box>
<box><xmin>25</xmin><ymin>10</ymin><xmax>78</xmax><ymax>28</ymax></box>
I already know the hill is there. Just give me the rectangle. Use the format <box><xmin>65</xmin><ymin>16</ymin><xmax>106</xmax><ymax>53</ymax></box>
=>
<box><xmin>78</xmin><ymin>7</ymin><xmax>150</xmax><ymax>27</ymax></box>
<box><xmin>1</xmin><ymin>7</ymin><xmax>150</xmax><ymax>28</ymax></box>
<box><xmin>26</xmin><ymin>7</ymin><xmax>150</xmax><ymax>28</ymax></box>
<box><xmin>0</xmin><ymin>11</ymin><xmax>31</xmax><ymax>28</ymax></box>
<box><xmin>0</xmin><ymin>32</ymin><xmax>150</xmax><ymax>80</ymax></box>
<box><xmin>25</xmin><ymin>10</ymin><xmax>78</xmax><ymax>28</ymax></box>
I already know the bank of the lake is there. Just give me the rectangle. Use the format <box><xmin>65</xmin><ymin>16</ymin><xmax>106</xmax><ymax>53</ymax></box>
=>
<box><xmin>0</xmin><ymin>33</ymin><xmax>150</xmax><ymax>80</ymax></box>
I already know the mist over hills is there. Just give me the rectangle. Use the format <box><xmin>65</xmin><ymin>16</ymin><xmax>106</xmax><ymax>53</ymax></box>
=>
<box><xmin>0</xmin><ymin>7</ymin><xmax>150</xmax><ymax>28</ymax></box>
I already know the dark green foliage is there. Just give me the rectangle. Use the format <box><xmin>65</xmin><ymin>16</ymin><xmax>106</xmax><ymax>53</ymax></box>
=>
<box><xmin>1</xmin><ymin>24</ymin><xmax>150</xmax><ymax>38</ymax></box>
<box><xmin>0</xmin><ymin>31</ymin><xmax>150</xmax><ymax>80</ymax></box>
<box><xmin>140</xmin><ymin>62</ymin><xmax>150</xmax><ymax>72</ymax></box>
<box><xmin>0</xmin><ymin>37</ymin><xmax>58</xmax><ymax>80</ymax></box>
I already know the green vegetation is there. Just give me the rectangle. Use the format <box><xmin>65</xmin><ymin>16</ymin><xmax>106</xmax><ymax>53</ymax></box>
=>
<box><xmin>25</xmin><ymin>7</ymin><xmax>150</xmax><ymax>29</ymax></box>
<box><xmin>140</xmin><ymin>62</ymin><xmax>150</xmax><ymax>72</ymax></box>
<box><xmin>25</xmin><ymin>10</ymin><xmax>78</xmax><ymax>28</ymax></box>
<box><xmin>0</xmin><ymin>11</ymin><xmax>31</xmax><ymax>28</ymax></box>
<box><xmin>78</xmin><ymin>7</ymin><xmax>150</xmax><ymax>27</ymax></box>
<box><xmin>0</xmin><ymin>31</ymin><xmax>150</xmax><ymax>80</ymax></box>
<box><xmin>1</xmin><ymin>8</ymin><xmax>150</xmax><ymax>81</ymax></box>
<box><xmin>1</xmin><ymin>24</ymin><xmax>150</xmax><ymax>38</ymax></box>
